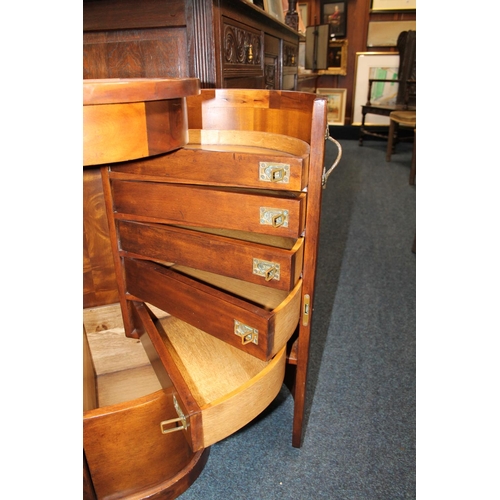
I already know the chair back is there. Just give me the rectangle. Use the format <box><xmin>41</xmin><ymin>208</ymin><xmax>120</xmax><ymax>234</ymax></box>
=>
<box><xmin>396</xmin><ymin>30</ymin><xmax>416</xmax><ymax>108</ymax></box>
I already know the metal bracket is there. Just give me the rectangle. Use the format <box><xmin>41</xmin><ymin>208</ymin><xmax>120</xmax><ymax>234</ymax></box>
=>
<box><xmin>302</xmin><ymin>294</ymin><xmax>311</xmax><ymax>326</ymax></box>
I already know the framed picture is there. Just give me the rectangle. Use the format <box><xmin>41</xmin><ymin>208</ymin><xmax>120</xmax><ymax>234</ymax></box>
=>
<box><xmin>298</xmin><ymin>2</ymin><xmax>309</xmax><ymax>27</ymax></box>
<box><xmin>352</xmin><ymin>52</ymin><xmax>399</xmax><ymax>126</ymax></box>
<box><xmin>318</xmin><ymin>39</ymin><xmax>348</xmax><ymax>76</ymax></box>
<box><xmin>367</xmin><ymin>21</ymin><xmax>416</xmax><ymax>47</ymax></box>
<box><xmin>371</xmin><ymin>0</ymin><xmax>416</xmax><ymax>11</ymax></box>
<box><xmin>250</xmin><ymin>0</ymin><xmax>265</xmax><ymax>9</ymax></box>
<box><xmin>317</xmin><ymin>88</ymin><xmax>347</xmax><ymax>126</ymax></box>
<box><xmin>321</xmin><ymin>1</ymin><xmax>347</xmax><ymax>39</ymax></box>
<box><xmin>264</xmin><ymin>0</ymin><xmax>285</xmax><ymax>23</ymax></box>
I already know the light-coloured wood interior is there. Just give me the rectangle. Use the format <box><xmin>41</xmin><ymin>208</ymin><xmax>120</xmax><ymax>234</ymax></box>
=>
<box><xmin>83</xmin><ymin>303</ymin><xmax>167</xmax><ymax>407</ymax></box>
<box><xmin>187</xmin><ymin>129</ymin><xmax>310</xmax><ymax>157</ymax></box>
<box><xmin>84</xmin><ymin>302</ymin><xmax>168</xmax><ymax>334</ymax></box>
<box><xmin>85</xmin><ymin>328</ymin><xmax>163</xmax><ymax>407</ymax></box>
<box><xmin>171</xmin><ymin>264</ymin><xmax>293</xmax><ymax>310</ymax></box>
<box><xmin>173</xmin><ymin>225</ymin><xmax>301</xmax><ymax>250</ymax></box>
<box><xmin>155</xmin><ymin>315</ymin><xmax>286</xmax><ymax>448</ymax></box>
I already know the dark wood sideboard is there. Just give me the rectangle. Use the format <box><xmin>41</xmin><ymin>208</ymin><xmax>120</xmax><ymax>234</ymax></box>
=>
<box><xmin>83</xmin><ymin>0</ymin><xmax>299</xmax><ymax>90</ymax></box>
<box><xmin>83</xmin><ymin>0</ymin><xmax>301</xmax><ymax>310</ymax></box>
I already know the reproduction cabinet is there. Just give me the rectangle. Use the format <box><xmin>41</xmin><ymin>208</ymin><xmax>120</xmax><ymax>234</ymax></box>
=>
<box><xmin>83</xmin><ymin>0</ymin><xmax>301</xmax><ymax>311</ymax></box>
<box><xmin>83</xmin><ymin>0</ymin><xmax>299</xmax><ymax>91</ymax></box>
<box><xmin>83</xmin><ymin>80</ymin><xmax>328</xmax><ymax>499</ymax></box>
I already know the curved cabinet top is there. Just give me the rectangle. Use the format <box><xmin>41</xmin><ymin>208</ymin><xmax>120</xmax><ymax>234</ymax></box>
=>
<box><xmin>83</xmin><ymin>78</ymin><xmax>200</xmax><ymax>105</ymax></box>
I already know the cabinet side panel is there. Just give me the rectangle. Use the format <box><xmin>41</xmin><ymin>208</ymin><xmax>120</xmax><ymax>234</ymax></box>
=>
<box><xmin>83</xmin><ymin>29</ymin><xmax>189</xmax><ymax>79</ymax></box>
<box><xmin>83</xmin><ymin>169</ymin><xmax>120</xmax><ymax>308</ymax></box>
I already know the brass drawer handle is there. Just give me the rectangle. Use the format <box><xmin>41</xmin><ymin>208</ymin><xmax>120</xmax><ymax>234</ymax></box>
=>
<box><xmin>259</xmin><ymin>162</ymin><xmax>290</xmax><ymax>184</ymax></box>
<box><xmin>260</xmin><ymin>208</ymin><xmax>289</xmax><ymax>228</ymax></box>
<box><xmin>234</xmin><ymin>320</ymin><xmax>259</xmax><ymax>345</ymax></box>
<box><xmin>160</xmin><ymin>395</ymin><xmax>189</xmax><ymax>434</ymax></box>
<box><xmin>253</xmin><ymin>258</ymin><xmax>281</xmax><ymax>282</ymax></box>
<box><xmin>244</xmin><ymin>43</ymin><xmax>254</xmax><ymax>63</ymax></box>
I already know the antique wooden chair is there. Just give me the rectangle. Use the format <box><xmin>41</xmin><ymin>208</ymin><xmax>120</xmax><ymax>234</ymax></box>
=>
<box><xmin>359</xmin><ymin>30</ymin><xmax>416</xmax><ymax>145</ymax></box>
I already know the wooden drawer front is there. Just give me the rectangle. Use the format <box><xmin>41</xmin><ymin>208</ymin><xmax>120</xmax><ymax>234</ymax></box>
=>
<box><xmin>136</xmin><ymin>303</ymin><xmax>287</xmax><ymax>450</ymax></box>
<box><xmin>110</xmin><ymin>130</ymin><xmax>310</xmax><ymax>191</ymax></box>
<box><xmin>124</xmin><ymin>258</ymin><xmax>302</xmax><ymax>361</ymax></box>
<box><xmin>84</xmin><ymin>387</ymin><xmax>196</xmax><ymax>500</ymax></box>
<box><xmin>117</xmin><ymin>221</ymin><xmax>304</xmax><ymax>291</ymax></box>
<box><xmin>112</xmin><ymin>179</ymin><xmax>306</xmax><ymax>238</ymax></box>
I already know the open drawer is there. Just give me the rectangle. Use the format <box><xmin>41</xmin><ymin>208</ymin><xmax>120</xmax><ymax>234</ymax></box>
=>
<box><xmin>83</xmin><ymin>322</ymin><xmax>206</xmax><ymax>500</ymax></box>
<box><xmin>124</xmin><ymin>258</ymin><xmax>302</xmax><ymax>360</ymax></box>
<box><xmin>135</xmin><ymin>303</ymin><xmax>287</xmax><ymax>450</ymax></box>
<box><xmin>83</xmin><ymin>302</ymin><xmax>285</xmax><ymax>498</ymax></box>
<box><xmin>110</xmin><ymin>179</ymin><xmax>306</xmax><ymax>239</ymax></box>
<box><xmin>109</xmin><ymin>129</ymin><xmax>311</xmax><ymax>191</ymax></box>
<box><xmin>117</xmin><ymin>220</ymin><xmax>304</xmax><ymax>291</ymax></box>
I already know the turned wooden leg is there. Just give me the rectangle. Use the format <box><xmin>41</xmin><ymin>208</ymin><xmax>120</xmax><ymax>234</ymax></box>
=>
<box><xmin>409</xmin><ymin>128</ymin><xmax>416</xmax><ymax>185</ymax></box>
<box><xmin>359</xmin><ymin>112</ymin><xmax>366</xmax><ymax>146</ymax></box>
<box><xmin>386</xmin><ymin>118</ymin><xmax>396</xmax><ymax>161</ymax></box>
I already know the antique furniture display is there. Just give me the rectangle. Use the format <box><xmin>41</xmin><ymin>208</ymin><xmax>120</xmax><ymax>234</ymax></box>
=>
<box><xmin>84</xmin><ymin>80</ymin><xmax>330</xmax><ymax>499</ymax></box>
<box><xmin>358</xmin><ymin>30</ymin><xmax>416</xmax><ymax>145</ymax></box>
<box><xmin>83</xmin><ymin>78</ymin><xmax>212</xmax><ymax>500</ymax></box>
<box><xmin>83</xmin><ymin>0</ymin><xmax>299</xmax><ymax>91</ymax></box>
<box><xmin>83</xmin><ymin>0</ymin><xmax>301</xmax><ymax>313</ymax></box>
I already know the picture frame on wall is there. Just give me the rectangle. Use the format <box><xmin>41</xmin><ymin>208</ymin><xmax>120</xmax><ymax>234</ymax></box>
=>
<box><xmin>321</xmin><ymin>1</ymin><xmax>347</xmax><ymax>39</ymax></box>
<box><xmin>371</xmin><ymin>0</ymin><xmax>416</xmax><ymax>12</ymax></box>
<box><xmin>352</xmin><ymin>52</ymin><xmax>400</xmax><ymax>125</ymax></box>
<box><xmin>317</xmin><ymin>88</ymin><xmax>347</xmax><ymax>126</ymax></box>
<box><xmin>298</xmin><ymin>2</ymin><xmax>309</xmax><ymax>27</ymax></box>
<box><xmin>367</xmin><ymin>21</ymin><xmax>416</xmax><ymax>47</ymax></box>
<box><xmin>250</xmin><ymin>0</ymin><xmax>265</xmax><ymax>9</ymax></box>
<box><xmin>318</xmin><ymin>39</ymin><xmax>348</xmax><ymax>76</ymax></box>
<box><xmin>264</xmin><ymin>0</ymin><xmax>285</xmax><ymax>23</ymax></box>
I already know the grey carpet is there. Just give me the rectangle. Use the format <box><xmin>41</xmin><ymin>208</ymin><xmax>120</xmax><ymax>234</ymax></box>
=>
<box><xmin>178</xmin><ymin>138</ymin><xmax>416</xmax><ymax>500</ymax></box>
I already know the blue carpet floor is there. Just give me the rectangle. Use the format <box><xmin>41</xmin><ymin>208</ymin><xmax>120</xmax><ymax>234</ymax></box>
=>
<box><xmin>178</xmin><ymin>138</ymin><xmax>416</xmax><ymax>500</ymax></box>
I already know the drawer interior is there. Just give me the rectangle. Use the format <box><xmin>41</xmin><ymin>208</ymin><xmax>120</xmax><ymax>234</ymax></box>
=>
<box><xmin>84</xmin><ymin>326</ymin><xmax>162</xmax><ymax>409</ymax></box>
<box><xmin>84</xmin><ymin>302</ymin><xmax>287</xmax><ymax>452</ymax></box>
<box><xmin>145</xmin><ymin>311</ymin><xmax>287</xmax><ymax>449</ymax></box>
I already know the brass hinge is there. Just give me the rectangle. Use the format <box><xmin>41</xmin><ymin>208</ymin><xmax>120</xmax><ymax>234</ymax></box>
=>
<box><xmin>302</xmin><ymin>294</ymin><xmax>311</xmax><ymax>326</ymax></box>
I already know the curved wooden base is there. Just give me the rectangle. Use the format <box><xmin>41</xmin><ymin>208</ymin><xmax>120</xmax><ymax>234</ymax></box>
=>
<box><xmin>127</xmin><ymin>447</ymin><xmax>210</xmax><ymax>500</ymax></box>
<box><xmin>83</xmin><ymin>447</ymin><xmax>209</xmax><ymax>500</ymax></box>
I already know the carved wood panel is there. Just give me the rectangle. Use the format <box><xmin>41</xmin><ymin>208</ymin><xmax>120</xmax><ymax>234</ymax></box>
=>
<box><xmin>284</xmin><ymin>42</ymin><xmax>298</xmax><ymax>67</ymax></box>
<box><xmin>223</xmin><ymin>22</ymin><xmax>262</xmax><ymax>66</ymax></box>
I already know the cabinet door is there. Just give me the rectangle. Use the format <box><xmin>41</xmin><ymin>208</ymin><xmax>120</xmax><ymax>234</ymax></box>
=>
<box><xmin>221</xmin><ymin>16</ymin><xmax>264</xmax><ymax>88</ymax></box>
<box><xmin>283</xmin><ymin>41</ymin><xmax>299</xmax><ymax>90</ymax></box>
<box><xmin>264</xmin><ymin>33</ymin><xmax>280</xmax><ymax>89</ymax></box>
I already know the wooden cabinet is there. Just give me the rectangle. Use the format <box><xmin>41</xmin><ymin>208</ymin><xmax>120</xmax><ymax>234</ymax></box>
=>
<box><xmin>83</xmin><ymin>0</ymin><xmax>301</xmax><ymax>310</ymax></box>
<box><xmin>84</xmin><ymin>80</ymin><xmax>328</xmax><ymax>498</ymax></box>
<box><xmin>83</xmin><ymin>0</ymin><xmax>299</xmax><ymax>90</ymax></box>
